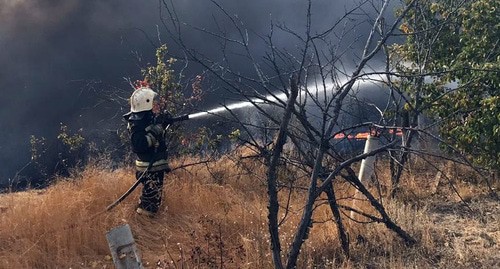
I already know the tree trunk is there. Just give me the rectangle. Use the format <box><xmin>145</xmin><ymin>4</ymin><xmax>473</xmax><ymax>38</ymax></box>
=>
<box><xmin>266</xmin><ymin>76</ymin><xmax>299</xmax><ymax>269</ymax></box>
<box><xmin>324</xmin><ymin>181</ymin><xmax>350</xmax><ymax>257</ymax></box>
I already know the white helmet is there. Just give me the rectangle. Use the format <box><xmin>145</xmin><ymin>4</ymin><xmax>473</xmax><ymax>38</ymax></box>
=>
<box><xmin>130</xmin><ymin>87</ymin><xmax>158</xmax><ymax>113</ymax></box>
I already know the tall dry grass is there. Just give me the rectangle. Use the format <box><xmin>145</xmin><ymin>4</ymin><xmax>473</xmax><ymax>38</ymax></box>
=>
<box><xmin>0</xmin><ymin>152</ymin><xmax>497</xmax><ymax>268</ymax></box>
<box><xmin>0</xmin><ymin>164</ymin><xmax>133</xmax><ymax>268</ymax></box>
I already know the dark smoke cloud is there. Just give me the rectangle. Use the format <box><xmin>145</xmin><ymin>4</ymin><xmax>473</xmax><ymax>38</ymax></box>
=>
<box><xmin>0</xmin><ymin>0</ymin><xmax>160</xmax><ymax>184</ymax></box>
<box><xmin>0</xmin><ymin>0</ymin><xmax>396</xmax><ymax>186</ymax></box>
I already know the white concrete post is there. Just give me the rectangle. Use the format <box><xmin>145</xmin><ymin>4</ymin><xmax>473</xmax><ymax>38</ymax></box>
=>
<box><xmin>351</xmin><ymin>135</ymin><xmax>379</xmax><ymax>219</ymax></box>
<box><xmin>357</xmin><ymin>135</ymin><xmax>379</xmax><ymax>184</ymax></box>
<box><xmin>106</xmin><ymin>224</ymin><xmax>143</xmax><ymax>269</ymax></box>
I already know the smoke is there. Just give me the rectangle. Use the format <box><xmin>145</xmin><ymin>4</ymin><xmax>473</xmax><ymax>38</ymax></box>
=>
<box><xmin>0</xmin><ymin>0</ymin><xmax>160</xmax><ymax>185</ymax></box>
<box><xmin>0</xmin><ymin>0</ymin><xmax>398</xmax><ymax>186</ymax></box>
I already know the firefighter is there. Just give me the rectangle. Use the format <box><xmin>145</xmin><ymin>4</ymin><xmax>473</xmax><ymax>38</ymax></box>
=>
<box><xmin>123</xmin><ymin>86</ymin><xmax>171</xmax><ymax>217</ymax></box>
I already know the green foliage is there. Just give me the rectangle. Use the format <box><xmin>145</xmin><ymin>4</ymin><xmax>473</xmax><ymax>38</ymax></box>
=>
<box><xmin>27</xmin><ymin>124</ymin><xmax>88</xmax><ymax>181</ymax></box>
<box><xmin>181</xmin><ymin>126</ymin><xmax>222</xmax><ymax>155</ymax></box>
<box><xmin>141</xmin><ymin>44</ymin><xmax>203</xmax><ymax>115</ymax></box>
<box><xmin>228</xmin><ymin>129</ymin><xmax>241</xmax><ymax>142</ymax></box>
<box><xmin>141</xmin><ymin>44</ymin><xmax>185</xmax><ymax>115</ymax></box>
<box><xmin>57</xmin><ymin>124</ymin><xmax>85</xmax><ymax>153</ymax></box>
<box><xmin>138</xmin><ymin>45</ymin><xmax>221</xmax><ymax>156</ymax></box>
<box><xmin>30</xmin><ymin>135</ymin><xmax>47</xmax><ymax>162</ymax></box>
<box><xmin>393</xmin><ymin>0</ymin><xmax>499</xmax><ymax>170</ymax></box>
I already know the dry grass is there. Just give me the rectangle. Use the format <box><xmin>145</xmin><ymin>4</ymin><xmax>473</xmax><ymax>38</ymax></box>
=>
<box><xmin>0</xmin><ymin>153</ymin><xmax>498</xmax><ymax>269</ymax></box>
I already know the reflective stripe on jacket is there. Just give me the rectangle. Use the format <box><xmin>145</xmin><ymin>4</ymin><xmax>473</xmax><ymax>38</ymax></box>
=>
<box><xmin>135</xmin><ymin>159</ymin><xmax>170</xmax><ymax>172</ymax></box>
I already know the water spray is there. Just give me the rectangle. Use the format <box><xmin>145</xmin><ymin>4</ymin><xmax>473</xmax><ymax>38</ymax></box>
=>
<box><xmin>187</xmin><ymin>95</ymin><xmax>281</xmax><ymax>119</ymax></box>
<box><xmin>186</xmin><ymin>74</ymin><xmax>381</xmax><ymax>120</ymax></box>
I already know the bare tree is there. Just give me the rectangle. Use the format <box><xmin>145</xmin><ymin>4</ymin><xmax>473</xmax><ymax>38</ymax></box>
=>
<box><xmin>158</xmin><ymin>0</ymin><xmax>418</xmax><ymax>267</ymax></box>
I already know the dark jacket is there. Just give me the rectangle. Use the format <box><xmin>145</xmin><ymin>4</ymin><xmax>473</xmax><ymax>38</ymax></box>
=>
<box><xmin>124</xmin><ymin>111</ymin><xmax>169</xmax><ymax>172</ymax></box>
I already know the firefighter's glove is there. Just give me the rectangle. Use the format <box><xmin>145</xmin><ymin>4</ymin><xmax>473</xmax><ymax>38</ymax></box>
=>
<box><xmin>145</xmin><ymin>124</ymin><xmax>164</xmax><ymax>148</ymax></box>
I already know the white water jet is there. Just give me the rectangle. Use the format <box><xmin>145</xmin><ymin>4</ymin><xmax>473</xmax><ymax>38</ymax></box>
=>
<box><xmin>187</xmin><ymin>74</ymin><xmax>384</xmax><ymax>120</ymax></box>
<box><xmin>188</xmin><ymin>93</ymin><xmax>286</xmax><ymax>119</ymax></box>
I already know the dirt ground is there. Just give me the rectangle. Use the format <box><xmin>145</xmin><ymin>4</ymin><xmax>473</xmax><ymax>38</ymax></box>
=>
<box><xmin>426</xmin><ymin>192</ymin><xmax>499</xmax><ymax>269</ymax></box>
